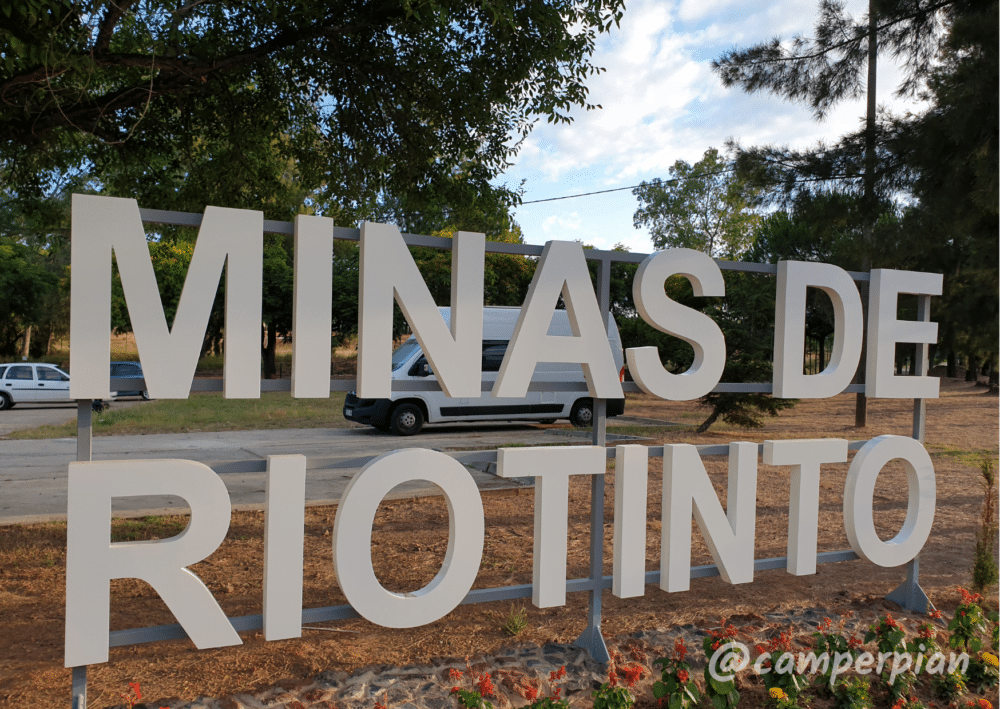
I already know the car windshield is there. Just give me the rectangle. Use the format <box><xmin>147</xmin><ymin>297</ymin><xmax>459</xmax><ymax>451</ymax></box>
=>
<box><xmin>390</xmin><ymin>338</ymin><xmax>421</xmax><ymax>371</ymax></box>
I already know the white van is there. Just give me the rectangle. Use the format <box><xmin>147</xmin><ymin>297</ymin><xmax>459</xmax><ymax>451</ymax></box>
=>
<box><xmin>344</xmin><ymin>307</ymin><xmax>626</xmax><ymax>435</ymax></box>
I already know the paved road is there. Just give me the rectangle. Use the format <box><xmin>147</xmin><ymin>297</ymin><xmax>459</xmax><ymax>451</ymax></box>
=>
<box><xmin>0</xmin><ymin>423</ymin><xmax>599</xmax><ymax>524</ymax></box>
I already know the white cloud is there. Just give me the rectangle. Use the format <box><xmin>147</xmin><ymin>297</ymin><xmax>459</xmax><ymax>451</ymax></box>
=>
<box><xmin>505</xmin><ymin>0</ymin><xmax>930</xmax><ymax>251</ymax></box>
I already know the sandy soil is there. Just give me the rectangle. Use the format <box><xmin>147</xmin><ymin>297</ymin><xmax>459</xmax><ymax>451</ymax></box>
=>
<box><xmin>0</xmin><ymin>378</ymin><xmax>996</xmax><ymax>708</ymax></box>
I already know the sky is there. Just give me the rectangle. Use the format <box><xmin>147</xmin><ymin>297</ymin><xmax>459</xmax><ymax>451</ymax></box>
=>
<box><xmin>499</xmin><ymin>0</ymin><xmax>929</xmax><ymax>253</ymax></box>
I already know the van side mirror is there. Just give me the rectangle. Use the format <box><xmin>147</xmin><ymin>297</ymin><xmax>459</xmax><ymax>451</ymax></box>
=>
<box><xmin>419</xmin><ymin>362</ymin><xmax>432</xmax><ymax>377</ymax></box>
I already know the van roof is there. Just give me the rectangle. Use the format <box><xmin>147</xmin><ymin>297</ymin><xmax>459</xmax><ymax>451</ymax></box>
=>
<box><xmin>435</xmin><ymin>306</ymin><xmax>619</xmax><ymax>342</ymax></box>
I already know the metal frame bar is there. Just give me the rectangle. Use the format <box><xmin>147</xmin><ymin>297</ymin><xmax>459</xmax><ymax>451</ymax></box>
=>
<box><xmin>66</xmin><ymin>208</ymin><xmax>928</xmax><ymax>706</ymax></box>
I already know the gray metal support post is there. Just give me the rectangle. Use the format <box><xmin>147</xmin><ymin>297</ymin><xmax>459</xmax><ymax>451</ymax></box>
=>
<box><xmin>574</xmin><ymin>256</ymin><xmax>612</xmax><ymax>664</ymax></box>
<box><xmin>887</xmin><ymin>295</ymin><xmax>933</xmax><ymax>613</ymax></box>
<box><xmin>76</xmin><ymin>400</ymin><xmax>92</xmax><ymax>462</ymax></box>
<box><xmin>72</xmin><ymin>666</ymin><xmax>87</xmax><ymax>709</ymax></box>
<box><xmin>72</xmin><ymin>402</ymin><xmax>92</xmax><ymax>707</ymax></box>
<box><xmin>911</xmin><ymin>295</ymin><xmax>931</xmax><ymax>443</ymax></box>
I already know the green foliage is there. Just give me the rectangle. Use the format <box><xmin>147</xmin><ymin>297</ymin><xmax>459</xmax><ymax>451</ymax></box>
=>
<box><xmin>591</xmin><ymin>684</ymin><xmax>634</xmax><ymax>709</ymax></box>
<box><xmin>702</xmin><ymin>624</ymin><xmax>741</xmax><ymax>709</ymax></box>
<box><xmin>930</xmin><ymin>670</ymin><xmax>967</xmax><ymax>702</ymax></box>
<box><xmin>830</xmin><ymin>677</ymin><xmax>870</xmax><ymax>709</ymax></box>
<box><xmin>971</xmin><ymin>457</ymin><xmax>999</xmax><ymax>593</ymax></box>
<box><xmin>652</xmin><ymin>639</ymin><xmax>700</xmax><ymax>709</ymax></box>
<box><xmin>633</xmin><ymin>148</ymin><xmax>760</xmax><ymax>259</ymax></box>
<box><xmin>811</xmin><ymin>618</ymin><xmax>861</xmax><ymax>692</ymax></box>
<box><xmin>949</xmin><ymin>588</ymin><xmax>988</xmax><ymax>655</ymax></box>
<box><xmin>500</xmin><ymin>604</ymin><xmax>528</xmax><ymax>637</ymax></box>
<box><xmin>1</xmin><ymin>0</ymin><xmax>624</xmax><ymax>213</ymax></box>
<box><xmin>0</xmin><ymin>236</ymin><xmax>58</xmax><ymax>355</ymax></box>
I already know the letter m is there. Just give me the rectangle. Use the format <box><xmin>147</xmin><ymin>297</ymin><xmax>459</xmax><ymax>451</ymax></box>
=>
<box><xmin>70</xmin><ymin>194</ymin><xmax>262</xmax><ymax>399</ymax></box>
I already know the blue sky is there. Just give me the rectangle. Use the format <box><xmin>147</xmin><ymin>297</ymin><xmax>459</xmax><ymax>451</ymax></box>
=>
<box><xmin>499</xmin><ymin>0</ymin><xmax>929</xmax><ymax>253</ymax></box>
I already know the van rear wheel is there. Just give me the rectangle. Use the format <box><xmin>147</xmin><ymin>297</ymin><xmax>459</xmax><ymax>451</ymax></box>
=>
<box><xmin>390</xmin><ymin>403</ymin><xmax>424</xmax><ymax>436</ymax></box>
<box><xmin>570</xmin><ymin>399</ymin><xmax>593</xmax><ymax>428</ymax></box>
<box><xmin>0</xmin><ymin>393</ymin><xmax>11</xmax><ymax>411</ymax></box>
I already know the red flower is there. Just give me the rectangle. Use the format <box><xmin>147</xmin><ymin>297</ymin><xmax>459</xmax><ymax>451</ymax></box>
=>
<box><xmin>524</xmin><ymin>686</ymin><xmax>539</xmax><ymax>701</ymax></box>
<box><xmin>929</xmin><ymin>609</ymin><xmax>943</xmax><ymax>620</ymax></box>
<box><xmin>712</xmin><ymin>640</ymin><xmax>720</xmax><ymax>651</ymax></box>
<box><xmin>554</xmin><ymin>688</ymin><xmax>562</xmax><ymax>699</ymax></box>
<box><xmin>129</xmin><ymin>683</ymin><xmax>141</xmax><ymax>702</ymax></box>
<box><xmin>449</xmin><ymin>668</ymin><xmax>463</xmax><ymax>682</ymax></box>
<box><xmin>451</xmin><ymin>687</ymin><xmax>460</xmax><ymax>694</ymax></box>
<box><xmin>619</xmin><ymin>663</ymin><xmax>644</xmax><ymax>688</ymax></box>
<box><xmin>678</xmin><ymin>670</ymin><xmax>689</xmax><ymax>684</ymax></box>
<box><xmin>674</xmin><ymin>638</ymin><xmax>688</xmax><ymax>661</ymax></box>
<box><xmin>847</xmin><ymin>635</ymin><xmax>863</xmax><ymax>649</ymax></box>
<box><xmin>475</xmin><ymin>673</ymin><xmax>495</xmax><ymax>698</ymax></box>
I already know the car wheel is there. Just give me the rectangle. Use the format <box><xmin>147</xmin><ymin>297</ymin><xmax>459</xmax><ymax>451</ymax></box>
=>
<box><xmin>0</xmin><ymin>393</ymin><xmax>11</xmax><ymax>411</ymax></box>
<box><xmin>389</xmin><ymin>403</ymin><xmax>424</xmax><ymax>436</ymax></box>
<box><xmin>570</xmin><ymin>399</ymin><xmax>593</xmax><ymax>428</ymax></box>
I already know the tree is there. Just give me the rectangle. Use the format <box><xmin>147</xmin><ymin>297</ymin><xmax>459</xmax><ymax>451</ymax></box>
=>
<box><xmin>891</xmin><ymin>0</ymin><xmax>999</xmax><ymax>386</ymax></box>
<box><xmin>712</xmin><ymin>0</ymin><xmax>956</xmax><ymax>425</ymax></box>
<box><xmin>1</xmin><ymin>0</ymin><xmax>623</xmax><ymax>213</ymax></box>
<box><xmin>632</xmin><ymin>148</ymin><xmax>760</xmax><ymax>259</ymax></box>
<box><xmin>0</xmin><ymin>237</ymin><xmax>58</xmax><ymax>356</ymax></box>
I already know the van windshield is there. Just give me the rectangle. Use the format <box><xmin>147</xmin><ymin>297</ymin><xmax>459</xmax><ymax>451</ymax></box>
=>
<box><xmin>391</xmin><ymin>338</ymin><xmax>421</xmax><ymax>371</ymax></box>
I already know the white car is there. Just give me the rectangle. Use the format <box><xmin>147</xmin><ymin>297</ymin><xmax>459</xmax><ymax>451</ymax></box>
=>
<box><xmin>0</xmin><ymin>362</ymin><xmax>72</xmax><ymax>409</ymax></box>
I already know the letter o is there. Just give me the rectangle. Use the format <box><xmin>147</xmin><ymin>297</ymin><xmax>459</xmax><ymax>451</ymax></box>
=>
<box><xmin>332</xmin><ymin>449</ymin><xmax>484</xmax><ymax>627</ymax></box>
<box><xmin>843</xmin><ymin>435</ymin><xmax>935</xmax><ymax>567</ymax></box>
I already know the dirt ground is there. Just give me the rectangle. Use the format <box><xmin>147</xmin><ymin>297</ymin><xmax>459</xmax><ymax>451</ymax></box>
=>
<box><xmin>0</xmin><ymin>378</ymin><xmax>996</xmax><ymax>708</ymax></box>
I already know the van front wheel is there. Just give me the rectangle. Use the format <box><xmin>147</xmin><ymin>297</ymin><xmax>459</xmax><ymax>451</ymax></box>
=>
<box><xmin>570</xmin><ymin>399</ymin><xmax>593</xmax><ymax>428</ymax></box>
<box><xmin>390</xmin><ymin>403</ymin><xmax>424</xmax><ymax>436</ymax></box>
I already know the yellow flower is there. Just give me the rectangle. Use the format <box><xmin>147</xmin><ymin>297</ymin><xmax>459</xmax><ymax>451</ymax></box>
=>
<box><xmin>983</xmin><ymin>652</ymin><xmax>999</xmax><ymax>668</ymax></box>
<box><xmin>769</xmin><ymin>688</ymin><xmax>787</xmax><ymax>700</ymax></box>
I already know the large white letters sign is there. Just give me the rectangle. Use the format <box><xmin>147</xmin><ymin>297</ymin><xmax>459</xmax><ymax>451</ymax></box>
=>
<box><xmin>63</xmin><ymin>196</ymin><xmax>943</xmax><ymax>667</ymax></box>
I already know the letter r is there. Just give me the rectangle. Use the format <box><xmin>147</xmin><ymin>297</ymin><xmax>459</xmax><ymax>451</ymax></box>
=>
<box><xmin>65</xmin><ymin>460</ymin><xmax>240</xmax><ymax>667</ymax></box>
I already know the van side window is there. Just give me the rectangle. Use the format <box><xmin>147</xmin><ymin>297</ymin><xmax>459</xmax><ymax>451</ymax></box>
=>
<box><xmin>0</xmin><ymin>366</ymin><xmax>6</xmax><ymax>379</ymax></box>
<box><xmin>482</xmin><ymin>342</ymin><xmax>508</xmax><ymax>373</ymax></box>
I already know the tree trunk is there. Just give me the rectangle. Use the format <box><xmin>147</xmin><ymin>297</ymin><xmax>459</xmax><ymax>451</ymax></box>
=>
<box><xmin>855</xmin><ymin>0</ymin><xmax>878</xmax><ymax>428</ymax></box>
<box><xmin>947</xmin><ymin>350</ymin><xmax>957</xmax><ymax>378</ymax></box>
<box><xmin>262</xmin><ymin>322</ymin><xmax>278</xmax><ymax>379</ymax></box>
<box><xmin>20</xmin><ymin>325</ymin><xmax>31</xmax><ymax>359</ymax></box>
<box><xmin>697</xmin><ymin>407</ymin><xmax>722</xmax><ymax>433</ymax></box>
<box><xmin>966</xmin><ymin>355</ymin><xmax>980</xmax><ymax>382</ymax></box>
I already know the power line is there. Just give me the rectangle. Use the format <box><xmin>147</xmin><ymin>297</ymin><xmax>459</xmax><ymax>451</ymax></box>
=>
<box><xmin>517</xmin><ymin>170</ymin><xmax>861</xmax><ymax>205</ymax></box>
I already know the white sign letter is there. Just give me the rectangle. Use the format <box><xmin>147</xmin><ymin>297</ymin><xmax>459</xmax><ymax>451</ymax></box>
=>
<box><xmin>866</xmin><ymin>269</ymin><xmax>943</xmax><ymax>398</ymax></box>
<box><xmin>357</xmin><ymin>223</ymin><xmax>484</xmax><ymax>398</ymax></box>
<box><xmin>497</xmin><ymin>445</ymin><xmax>607</xmax><ymax>607</ymax></box>
<box><xmin>773</xmin><ymin>261</ymin><xmax>864</xmax><ymax>398</ymax></box>
<box><xmin>71</xmin><ymin>194</ymin><xmax>262</xmax><ymax>400</ymax></box>
<box><xmin>264</xmin><ymin>455</ymin><xmax>307</xmax><ymax>640</ymax></box>
<box><xmin>844</xmin><ymin>435</ymin><xmax>935</xmax><ymax>566</ymax></box>
<box><xmin>627</xmin><ymin>249</ymin><xmax>726</xmax><ymax>400</ymax></box>
<box><xmin>292</xmin><ymin>215</ymin><xmax>334</xmax><ymax>398</ymax></box>
<box><xmin>613</xmin><ymin>445</ymin><xmax>649</xmax><ymax>598</ymax></box>
<box><xmin>332</xmin><ymin>449</ymin><xmax>484</xmax><ymax>627</ymax></box>
<box><xmin>493</xmin><ymin>241</ymin><xmax>623</xmax><ymax>399</ymax></box>
<box><xmin>65</xmin><ymin>459</ymin><xmax>239</xmax><ymax>667</ymax></box>
<box><xmin>661</xmin><ymin>442</ymin><xmax>758</xmax><ymax>592</ymax></box>
<box><xmin>763</xmin><ymin>439</ymin><xmax>848</xmax><ymax>575</ymax></box>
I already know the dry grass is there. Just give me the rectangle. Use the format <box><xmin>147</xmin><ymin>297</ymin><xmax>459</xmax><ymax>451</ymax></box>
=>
<box><xmin>0</xmin><ymin>378</ymin><xmax>995</xmax><ymax>708</ymax></box>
